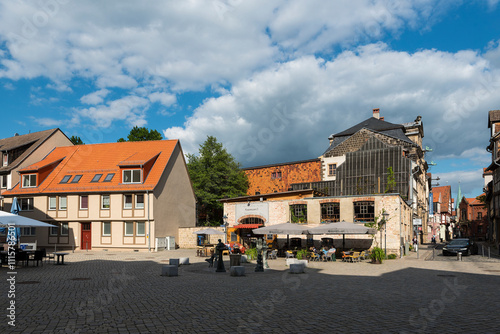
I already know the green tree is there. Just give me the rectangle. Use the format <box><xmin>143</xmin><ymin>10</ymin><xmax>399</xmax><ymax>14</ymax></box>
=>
<box><xmin>70</xmin><ymin>136</ymin><xmax>84</xmax><ymax>145</ymax></box>
<box><xmin>118</xmin><ymin>126</ymin><xmax>163</xmax><ymax>142</ymax></box>
<box><xmin>187</xmin><ymin>136</ymin><xmax>248</xmax><ymax>226</ymax></box>
<box><xmin>385</xmin><ymin>166</ymin><xmax>396</xmax><ymax>193</ymax></box>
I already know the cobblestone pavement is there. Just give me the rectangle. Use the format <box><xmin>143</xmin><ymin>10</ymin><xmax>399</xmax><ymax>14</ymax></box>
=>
<box><xmin>2</xmin><ymin>246</ymin><xmax>500</xmax><ymax>334</ymax></box>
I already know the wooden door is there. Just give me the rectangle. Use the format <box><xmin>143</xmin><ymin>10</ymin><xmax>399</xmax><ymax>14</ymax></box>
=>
<box><xmin>81</xmin><ymin>223</ymin><xmax>92</xmax><ymax>250</ymax></box>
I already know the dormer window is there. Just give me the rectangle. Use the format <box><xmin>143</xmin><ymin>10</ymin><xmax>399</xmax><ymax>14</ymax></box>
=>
<box><xmin>71</xmin><ymin>175</ymin><xmax>82</xmax><ymax>183</ymax></box>
<box><xmin>22</xmin><ymin>174</ymin><xmax>37</xmax><ymax>188</ymax></box>
<box><xmin>123</xmin><ymin>169</ymin><xmax>141</xmax><ymax>183</ymax></box>
<box><xmin>60</xmin><ymin>175</ymin><xmax>72</xmax><ymax>183</ymax></box>
<box><xmin>91</xmin><ymin>174</ymin><xmax>102</xmax><ymax>182</ymax></box>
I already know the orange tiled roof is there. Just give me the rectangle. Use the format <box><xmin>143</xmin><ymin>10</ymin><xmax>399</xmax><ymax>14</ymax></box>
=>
<box><xmin>4</xmin><ymin>140</ymin><xmax>179</xmax><ymax>195</ymax></box>
<box><xmin>432</xmin><ymin>185</ymin><xmax>451</xmax><ymax>211</ymax></box>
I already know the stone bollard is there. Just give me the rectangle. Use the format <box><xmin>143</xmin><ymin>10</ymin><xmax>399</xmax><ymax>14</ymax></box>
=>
<box><xmin>161</xmin><ymin>265</ymin><xmax>178</xmax><ymax>277</ymax></box>
<box><xmin>169</xmin><ymin>258</ymin><xmax>180</xmax><ymax>267</ymax></box>
<box><xmin>179</xmin><ymin>257</ymin><xmax>189</xmax><ymax>265</ymax></box>
<box><xmin>289</xmin><ymin>263</ymin><xmax>305</xmax><ymax>274</ymax></box>
<box><xmin>230</xmin><ymin>266</ymin><xmax>245</xmax><ymax>276</ymax></box>
<box><xmin>230</xmin><ymin>254</ymin><xmax>241</xmax><ymax>267</ymax></box>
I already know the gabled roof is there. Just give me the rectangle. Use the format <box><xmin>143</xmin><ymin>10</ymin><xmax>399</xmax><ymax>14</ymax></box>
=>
<box><xmin>0</xmin><ymin>128</ymin><xmax>66</xmax><ymax>173</ymax></box>
<box><xmin>329</xmin><ymin>117</ymin><xmax>404</xmax><ymax>138</ymax></box>
<box><xmin>432</xmin><ymin>186</ymin><xmax>451</xmax><ymax>212</ymax></box>
<box><xmin>4</xmin><ymin>140</ymin><xmax>179</xmax><ymax>195</ymax></box>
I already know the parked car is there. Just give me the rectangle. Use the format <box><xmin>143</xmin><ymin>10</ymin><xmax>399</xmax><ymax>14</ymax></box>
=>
<box><xmin>442</xmin><ymin>238</ymin><xmax>478</xmax><ymax>256</ymax></box>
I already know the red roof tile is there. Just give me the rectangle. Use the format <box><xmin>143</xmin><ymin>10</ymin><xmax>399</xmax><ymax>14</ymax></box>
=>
<box><xmin>4</xmin><ymin>140</ymin><xmax>179</xmax><ymax>195</ymax></box>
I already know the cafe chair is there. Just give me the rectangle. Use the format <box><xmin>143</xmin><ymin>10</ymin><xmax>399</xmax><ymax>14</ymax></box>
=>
<box><xmin>41</xmin><ymin>248</ymin><xmax>55</xmax><ymax>264</ymax></box>
<box><xmin>15</xmin><ymin>251</ymin><xmax>28</xmax><ymax>267</ymax></box>
<box><xmin>28</xmin><ymin>250</ymin><xmax>44</xmax><ymax>266</ymax></box>
<box><xmin>359</xmin><ymin>251</ymin><xmax>366</xmax><ymax>261</ymax></box>
<box><xmin>309</xmin><ymin>252</ymin><xmax>320</xmax><ymax>261</ymax></box>
<box><xmin>350</xmin><ymin>252</ymin><xmax>361</xmax><ymax>263</ymax></box>
<box><xmin>268</xmin><ymin>250</ymin><xmax>277</xmax><ymax>260</ymax></box>
<box><xmin>285</xmin><ymin>251</ymin><xmax>295</xmax><ymax>258</ymax></box>
<box><xmin>342</xmin><ymin>251</ymin><xmax>351</xmax><ymax>262</ymax></box>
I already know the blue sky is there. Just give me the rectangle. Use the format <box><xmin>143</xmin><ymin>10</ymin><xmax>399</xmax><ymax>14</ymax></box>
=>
<box><xmin>1</xmin><ymin>0</ymin><xmax>500</xmax><ymax>202</ymax></box>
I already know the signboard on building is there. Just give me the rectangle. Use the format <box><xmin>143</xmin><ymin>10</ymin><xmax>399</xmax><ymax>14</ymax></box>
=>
<box><xmin>429</xmin><ymin>192</ymin><xmax>433</xmax><ymax>215</ymax></box>
<box><xmin>235</xmin><ymin>202</ymin><xmax>269</xmax><ymax>222</ymax></box>
<box><xmin>413</xmin><ymin>218</ymin><xmax>422</xmax><ymax>226</ymax></box>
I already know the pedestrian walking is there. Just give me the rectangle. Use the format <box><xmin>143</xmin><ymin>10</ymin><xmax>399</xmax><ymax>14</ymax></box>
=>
<box><xmin>413</xmin><ymin>236</ymin><xmax>418</xmax><ymax>252</ymax></box>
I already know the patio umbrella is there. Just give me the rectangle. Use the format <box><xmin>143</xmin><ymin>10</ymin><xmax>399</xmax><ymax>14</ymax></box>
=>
<box><xmin>308</xmin><ymin>221</ymin><xmax>375</xmax><ymax>250</ymax></box>
<box><xmin>5</xmin><ymin>197</ymin><xmax>22</xmax><ymax>245</ymax></box>
<box><xmin>253</xmin><ymin>222</ymin><xmax>311</xmax><ymax>248</ymax></box>
<box><xmin>193</xmin><ymin>228</ymin><xmax>225</xmax><ymax>235</ymax></box>
<box><xmin>0</xmin><ymin>210</ymin><xmax>57</xmax><ymax>228</ymax></box>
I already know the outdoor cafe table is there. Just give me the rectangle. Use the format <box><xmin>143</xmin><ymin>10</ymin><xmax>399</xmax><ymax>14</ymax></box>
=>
<box><xmin>54</xmin><ymin>252</ymin><xmax>69</xmax><ymax>265</ymax></box>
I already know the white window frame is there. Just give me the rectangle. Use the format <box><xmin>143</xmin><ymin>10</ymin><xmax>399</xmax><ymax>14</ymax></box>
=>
<box><xmin>59</xmin><ymin>196</ymin><xmax>67</xmax><ymax>210</ymax></box>
<box><xmin>124</xmin><ymin>222</ymin><xmax>134</xmax><ymax>236</ymax></box>
<box><xmin>135</xmin><ymin>194</ymin><xmax>144</xmax><ymax>209</ymax></box>
<box><xmin>102</xmin><ymin>222</ymin><xmax>111</xmax><ymax>236</ymax></box>
<box><xmin>22</xmin><ymin>174</ymin><xmax>37</xmax><ymax>188</ymax></box>
<box><xmin>124</xmin><ymin>194</ymin><xmax>133</xmax><ymax>209</ymax></box>
<box><xmin>2</xmin><ymin>153</ymin><xmax>7</xmax><ymax>166</ymax></box>
<box><xmin>123</xmin><ymin>169</ymin><xmax>142</xmax><ymax>184</ymax></box>
<box><xmin>136</xmin><ymin>222</ymin><xmax>145</xmax><ymax>236</ymax></box>
<box><xmin>49</xmin><ymin>196</ymin><xmax>57</xmax><ymax>210</ymax></box>
<box><xmin>101</xmin><ymin>195</ymin><xmax>110</xmax><ymax>210</ymax></box>
<box><xmin>1</xmin><ymin>174</ymin><xmax>7</xmax><ymax>189</ymax></box>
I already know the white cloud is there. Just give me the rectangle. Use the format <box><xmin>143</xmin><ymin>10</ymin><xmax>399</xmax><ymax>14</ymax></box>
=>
<box><xmin>164</xmin><ymin>44</ymin><xmax>500</xmax><ymax>168</ymax></box>
<box><xmin>78</xmin><ymin>95</ymin><xmax>150</xmax><ymax>128</ymax></box>
<box><xmin>80</xmin><ymin>89</ymin><xmax>110</xmax><ymax>105</ymax></box>
<box><xmin>148</xmin><ymin>92</ymin><xmax>176</xmax><ymax>107</ymax></box>
<box><xmin>32</xmin><ymin>117</ymin><xmax>63</xmax><ymax>127</ymax></box>
<box><xmin>432</xmin><ymin>169</ymin><xmax>486</xmax><ymax>198</ymax></box>
<box><xmin>0</xmin><ymin>0</ymin><xmax>450</xmax><ymax>92</ymax></box>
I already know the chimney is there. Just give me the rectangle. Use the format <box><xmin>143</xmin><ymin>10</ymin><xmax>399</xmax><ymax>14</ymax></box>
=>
<box><xmin>373</xmin><ymin>108</ymin><xmax>380</xmax><ymax>119</ymax></box>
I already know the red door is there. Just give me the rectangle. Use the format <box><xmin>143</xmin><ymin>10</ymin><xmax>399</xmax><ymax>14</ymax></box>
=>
<box><xmin>81</xmin><ymin>223</ymin><xmax>91</xmax><ymax>250</ymax></box>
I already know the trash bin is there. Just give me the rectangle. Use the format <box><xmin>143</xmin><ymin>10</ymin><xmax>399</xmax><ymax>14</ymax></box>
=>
<box><xmin>230</xmin><ymin>254</ymin><xmax>241</xmax><ymax>267</ymax></box>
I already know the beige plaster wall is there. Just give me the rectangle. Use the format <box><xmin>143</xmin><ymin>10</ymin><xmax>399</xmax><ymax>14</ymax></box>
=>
<box><xmin>153</xmin><ymin>143</ymin><xmax>196</xmax><ymax>242</ymax></box>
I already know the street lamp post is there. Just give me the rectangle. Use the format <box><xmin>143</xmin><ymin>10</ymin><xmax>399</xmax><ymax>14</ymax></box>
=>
<box><xmin>382</xmin><ymin>212</ymin><xmax>389</xmax><ymax>258</ymax></box>
<box><xmin>223</xmin><ymin>214</ymin><xmax>228</xmax><ymax>243</ymax></box>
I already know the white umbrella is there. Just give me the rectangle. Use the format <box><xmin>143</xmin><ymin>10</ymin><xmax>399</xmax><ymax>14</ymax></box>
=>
<box><xmin>253</xmin><ymin>222</ymin><xmax>311</xmax><ymax>248</ymax></box>
<box><xmin>252</xmin><ymin>222</ymin><xmax>310</xmax><ymax>235</ymax></box>
<box><xmin>193</xmin><ymin>228</ymin><xmax>225</xmax><ymax>235</ymax></box>
<box><xmin>308</xmin><ymin>221</ymin><xmax>375</xmax><ymax>250</ymax></box>
<box><xmin>308</xmin><ymin>221</ymin><xmax>373</xmax><ymax>235</ymax></box>
<box><xmin>0</xmin><ymin>210</ymin><xmax>56</xmax><ymax>227</ymax></box>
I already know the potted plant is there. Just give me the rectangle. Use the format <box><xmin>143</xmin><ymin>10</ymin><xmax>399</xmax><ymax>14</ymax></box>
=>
<box><xmin>370</xmin><ymin>247</ymin><xmax>385</xmax><ymax>264</ymax></box>
<box><xmin>296</xmin><ymin>249</ymin><xmax>308</xmax><ymax>260</ymax></box>
<box><xmin>246</xmin><ymin>247</ymin><xmax>257</xmax><ymax>261</ymax></box>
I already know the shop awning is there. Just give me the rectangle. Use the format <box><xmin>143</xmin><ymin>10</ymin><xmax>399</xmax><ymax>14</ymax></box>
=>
<box><xmin>234</xmin><ymin>224</ymin><xmax>263</xmax><ymax>229</ymax></box>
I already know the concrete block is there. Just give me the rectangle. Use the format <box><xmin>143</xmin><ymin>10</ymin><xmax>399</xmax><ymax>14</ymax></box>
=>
<box><xmin>161</xmin><ymin>265</ymin><xmax>178</xmax><ymax>277</ymax></box>
<box><xmin>169</xmin><ymin>258</ymin><xmax>180</xmax><ymax>267</ymax></box>
<box><xmin>289</xmin><ymin>263</ymin><xmax>305</xmax><ymax>274</ymax></box>
<box><xmin>179</xmin><ymin>257</ymin><xmax>189</xmax><ymax>265</ymax></box>
<box><xmin>240</xmin><ymin>255</ymin><xmax>248</xmax><ymax>263</ymax></box>
<box><xmin>230</xmin><ymin>266</ymin><xmax>245</xmax><ymax>277</ymax></box>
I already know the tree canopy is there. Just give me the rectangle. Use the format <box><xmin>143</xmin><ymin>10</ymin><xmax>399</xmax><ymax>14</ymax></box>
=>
<box><xmin>187</xmin><ymin>136</ymin><xmax>248</xmax><ymax>226</ymax></box>
<box><xmin>70</xmin><ymin>136</ymin><xmax>84</xmax><ymax>145</ymax></box>
<box><xmin>118</xmin><ymin>126</ymin><xmax>163</xmax><ymax>142</ymax></box>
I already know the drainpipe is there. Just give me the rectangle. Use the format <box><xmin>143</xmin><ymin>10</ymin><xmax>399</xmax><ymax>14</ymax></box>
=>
<box><xmin>400</xmin><ymin>198</ymin><xmax>402</xmax><ymax>258</ymax></box>
<box><xmin>147</xmin><ymin>190</ymin><xmax>151</xmax><ymax>252</ymax></box>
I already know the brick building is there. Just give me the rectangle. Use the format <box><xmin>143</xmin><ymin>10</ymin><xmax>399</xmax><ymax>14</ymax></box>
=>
<box><xmin>458</xmin><ymin>196</ymin><xmax>488</xmax><ymax>240</ymax></box>
<box><xmin>485</xmin><ymin>109</ymin><xmax>500</xmax><ymax>247</ymax></box>
<box><xmin>243</xmin><ymin>159</ymin><xmax>321</xmax><ymax>195</ymax></box>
